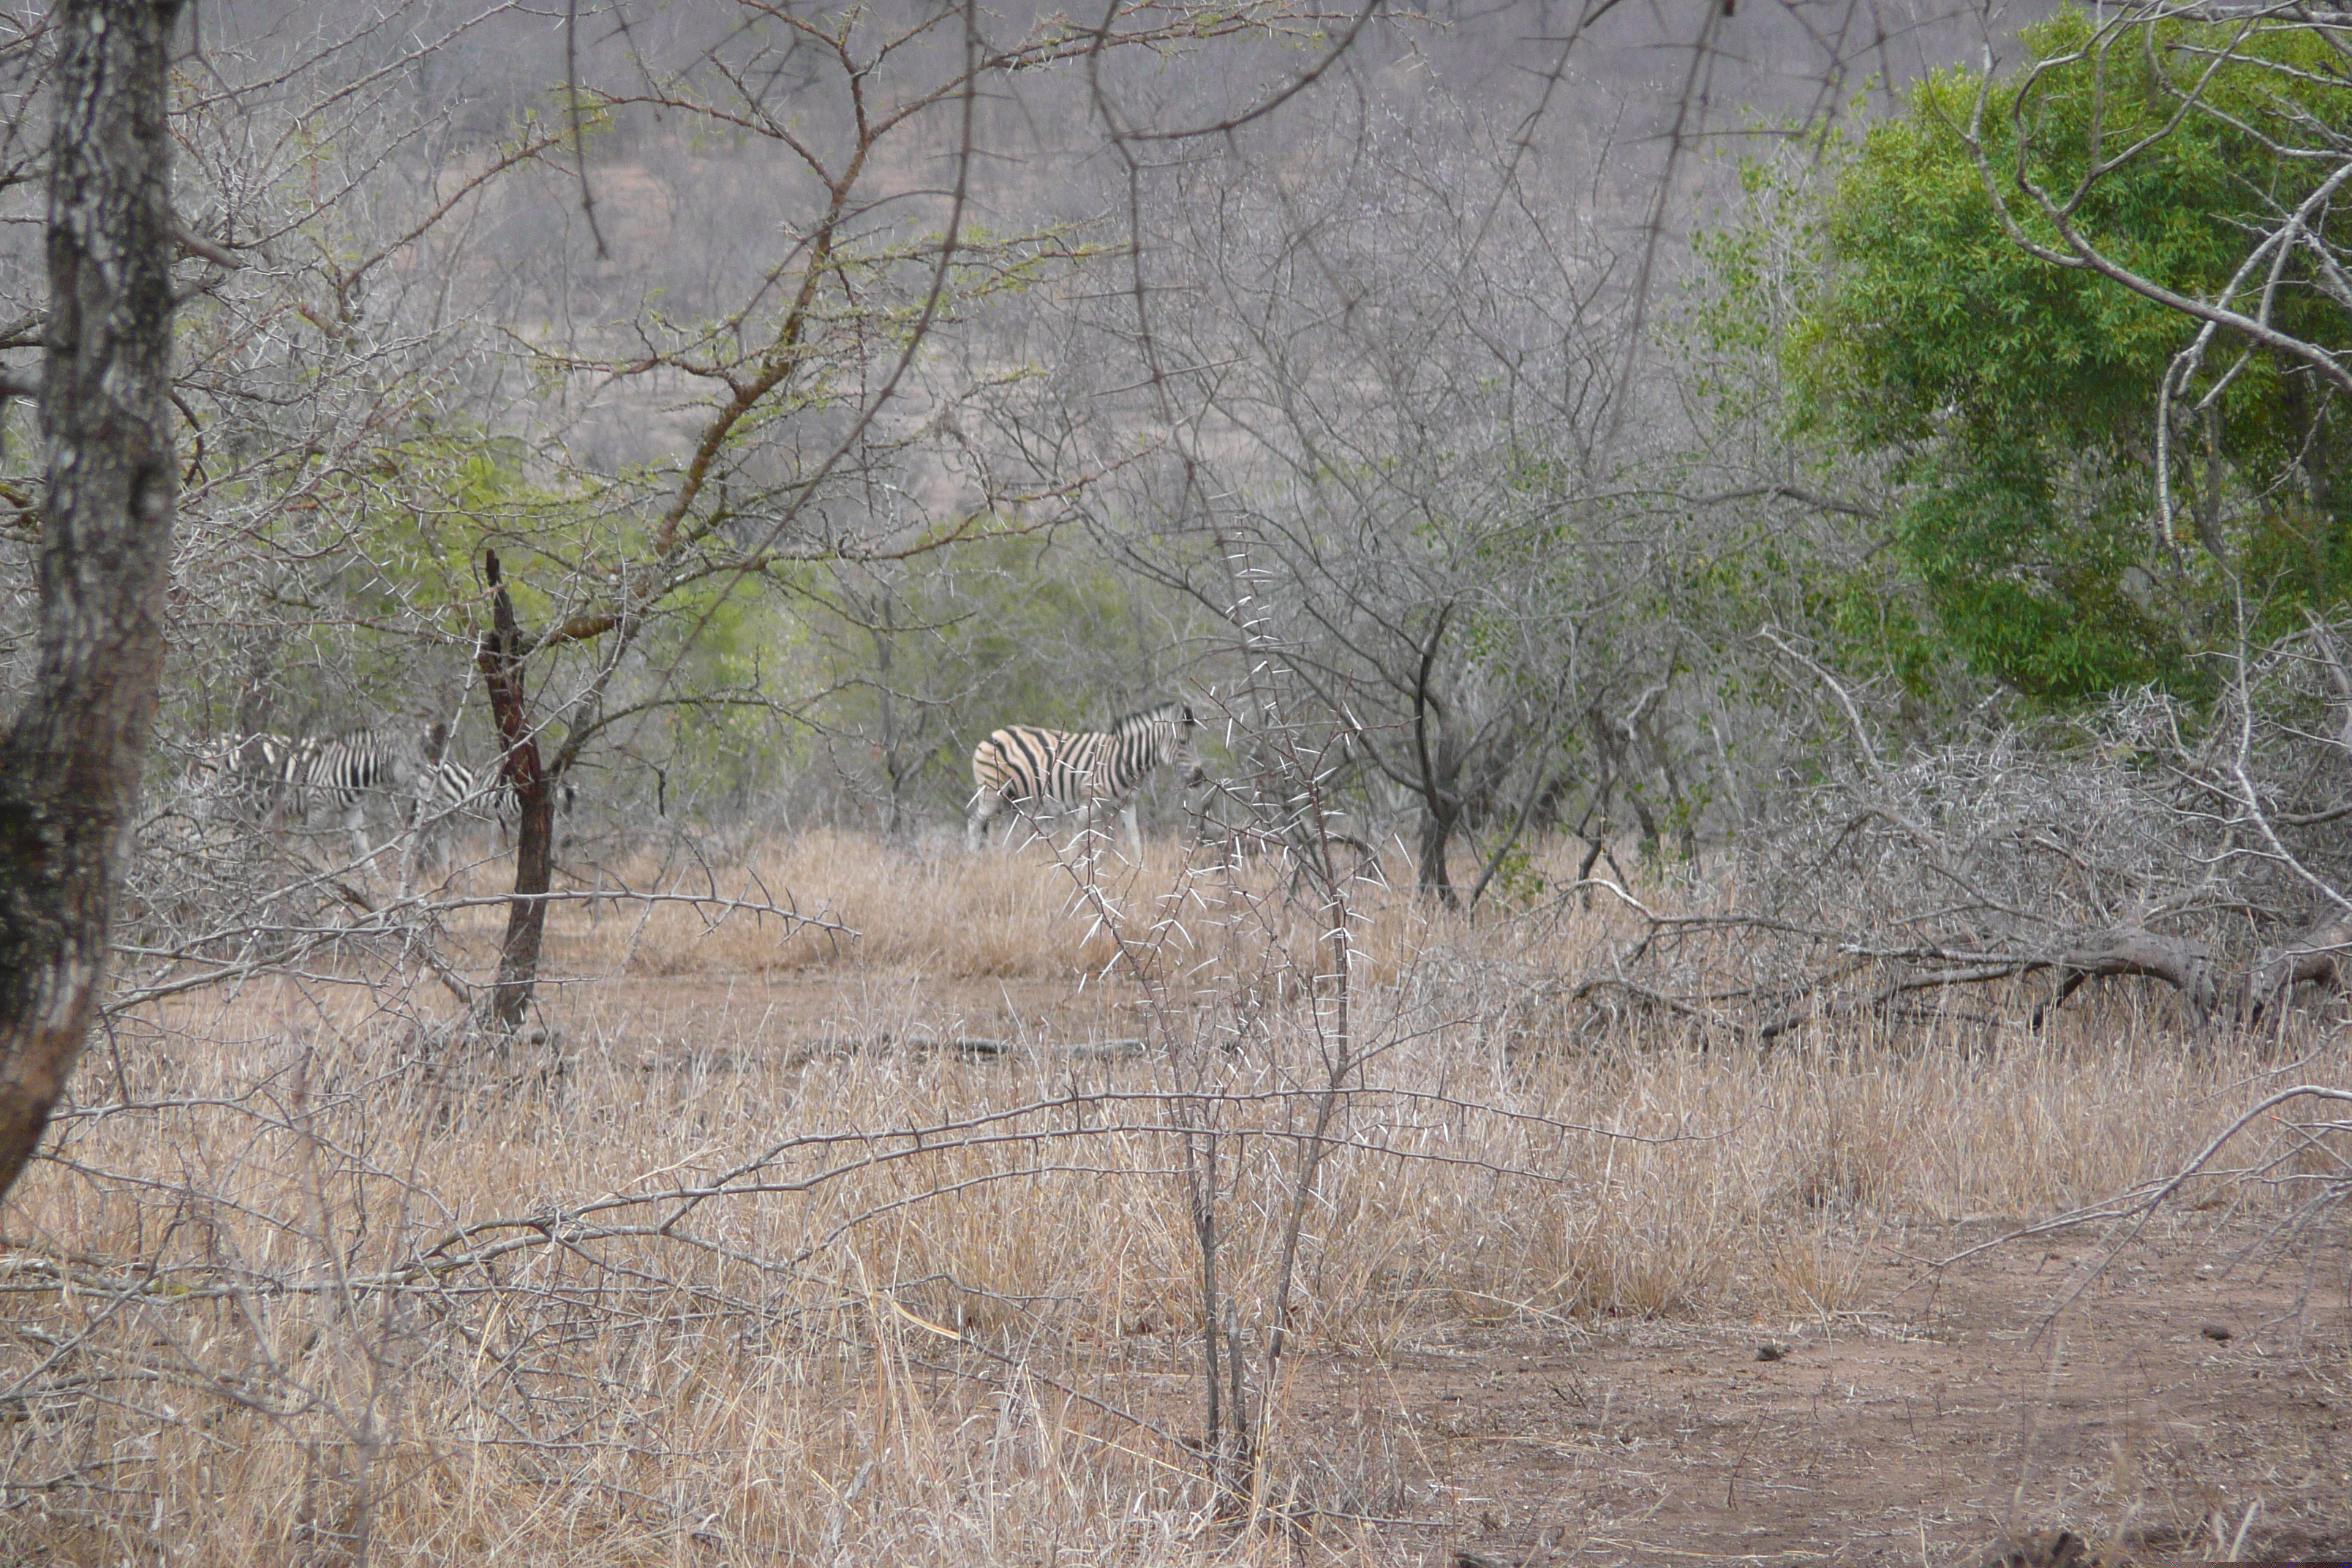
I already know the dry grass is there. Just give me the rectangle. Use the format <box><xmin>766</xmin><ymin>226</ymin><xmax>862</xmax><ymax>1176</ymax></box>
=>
<box><xmin>599</xmin><ymin>831</ymin><xmax>1137</xmax><ymax>979</ymax></box>
<box><xmin>4</xmin><ymin>830</ymin><xmax>2345</xmax><ymax>1564</ymax></box>
<box><xmin>441</xmin><ymin>828</ymin><xmax>1457</xmax><ymax>984</ymax></box>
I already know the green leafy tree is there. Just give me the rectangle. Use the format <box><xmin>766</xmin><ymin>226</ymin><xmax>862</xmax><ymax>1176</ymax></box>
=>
<box><xmin>1795</xmin><ymin>8</ymin><xmax>2352</xmax><ymax>702</ymax></box>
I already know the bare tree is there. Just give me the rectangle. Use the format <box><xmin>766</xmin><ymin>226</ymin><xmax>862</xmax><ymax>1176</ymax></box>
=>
<box><xmin>1040</xmin><ymin>114</ymin><xmax>1701</xmax><ymax>904</ymax></box>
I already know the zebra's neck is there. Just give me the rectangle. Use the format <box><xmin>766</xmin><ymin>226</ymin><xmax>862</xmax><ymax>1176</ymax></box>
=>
<box><xmin>1109</xmin><ymin>703</ymin><xmax>1183</xmax><ymax>739</ymax></box>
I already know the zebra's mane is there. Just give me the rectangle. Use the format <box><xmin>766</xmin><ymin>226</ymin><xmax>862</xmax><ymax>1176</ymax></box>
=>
<box><xmin>1106</xmin><ymin>700</ymin><xmax>1188</xmax><ymax>735</ymax></box>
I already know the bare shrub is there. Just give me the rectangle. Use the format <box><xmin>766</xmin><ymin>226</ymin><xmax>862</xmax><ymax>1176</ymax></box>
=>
<box><xmin>1545</xmin><ymin>622</ymin><xmax>2352</xmax><ymax>1046</ymax></box>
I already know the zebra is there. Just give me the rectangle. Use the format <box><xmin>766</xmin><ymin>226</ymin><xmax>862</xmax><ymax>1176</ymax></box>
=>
<box><xmin>412</xmin><ymin>755</ymin><xmax>494</xmax><ymax>830</ymax></box>
<box><xmin>181</xmin><ymin>728</ymin><xmax>412</xmax><ymax>856</ymax></box>
<box><xmin>967</xmin><ymin>700</ymin><xmax>1203</xmax><ymax>855</ymax></box>
<box><xmin>279</xmin><ymin>729</ymin><xmax>418</xmax><ymax>857</ymax></box>
<box><xmin>412</xmin><ymin>755</ymin><xmax>577</xmax><ymax>841</ymax></box>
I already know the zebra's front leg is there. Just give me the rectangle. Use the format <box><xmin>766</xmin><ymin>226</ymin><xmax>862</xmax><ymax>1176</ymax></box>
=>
<box><xmin>966</xmin><ymin>788</ymin><xmax>999</xmax><ymax>852</ymax></box>
<box><xmin>343</xmin><ymin>799</ymin><xmax>377</xmax><ymax>867</ymax></box>
<box><xmin>1120</xmin><ymin>800</ymin><xmax>1142</xmax><ymax>861</ymax></box>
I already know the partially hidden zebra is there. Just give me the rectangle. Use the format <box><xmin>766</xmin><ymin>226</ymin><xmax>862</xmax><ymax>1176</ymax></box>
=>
<box><xmin>279</xmin><ymin>729</ymin><xmax>418</xmax><ymax>857</ymax></box>
<box><xmin>966</xmin><ymin>700</ymin><xmax>1203</xmax><ymax>854</ymax></box>
<box><xmin>184</xmin><ymin>731</ymin><xmax>301</xmax><ymax>831</ymax></box>
<box><xmin>184</xmin><ymin>728</ymin><xmax>415</xmax><ymax>856</ymax></box>
<box><xmin>414</xmin><ymin>755</ymin><xmax>576</xmax><ymax>835</ymax></box>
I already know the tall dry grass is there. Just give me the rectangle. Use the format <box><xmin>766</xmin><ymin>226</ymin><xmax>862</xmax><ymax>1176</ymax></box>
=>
<box><xmin>429</xmin><ymin>828</ymin><xmax>1460</xmax><ymax>984</ymax></box>
<box><xmin>3</xmin><ymin>829</ymin><xmax>2343</xmax><ymax>1564</ymax></box>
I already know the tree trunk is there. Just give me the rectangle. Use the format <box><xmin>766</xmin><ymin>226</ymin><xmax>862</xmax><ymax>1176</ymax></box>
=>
<box><xmin>0</xmin><ymin>0</ymin><xmax>184</xmax><ymax>1204</ymax></box>
<box><xmin>477</xmin><ymin>550</ymin><xmax>557</xmax><ymax>1032</ymax></box>
<box><xmin>1414</xmin><ymin>803</ymin><xmax>1460</xmax><ymax>907</ymax></box>
<box><xmin>1408</xmin><ymin>604</ymin><xmax>1462</xmax><ymax>906</ymax></box>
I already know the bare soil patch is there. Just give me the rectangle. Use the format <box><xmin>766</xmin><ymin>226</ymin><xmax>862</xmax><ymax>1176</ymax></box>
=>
<box><xmin>1281</xmin><ymin>1221</ymin><xmax>2352</xmax><ymax>1566</ymax></box>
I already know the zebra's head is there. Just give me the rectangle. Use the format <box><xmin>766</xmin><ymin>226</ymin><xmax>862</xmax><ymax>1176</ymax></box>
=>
<box><xmin>1117</xmin><ymin>700</ymin><xmax>1203</xmax><ymax>786</ymax></box>
<box><xmin>1175</xmin><ymin>704</ymin><xmax>1205</xmax><ymax>786</ymax></box>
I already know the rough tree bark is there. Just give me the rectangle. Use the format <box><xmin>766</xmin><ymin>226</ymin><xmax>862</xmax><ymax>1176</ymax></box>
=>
<box><xmin>477</xmin><ymin>549</ymin><xmax>557</xmax><ymax>1032</ymax></box>
<box><xmin>2029</xmin><ymin>927</ymin><xmax>2220</xmax><ymax>1025</ymax></box>
<box><xmin>0</xmin><ymin>0</ymin><xmax>184</xmax><ymax>1205</ymax></box>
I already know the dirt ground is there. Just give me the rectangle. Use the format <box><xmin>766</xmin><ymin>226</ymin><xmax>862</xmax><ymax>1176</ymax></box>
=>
<box><xmin>1282</xmin><ymin>1223</ymin><xmax>2352</xmax><ymax>1567</ymax></box>
<box><xmin>546</xmin><ymin>971</ymin><xmax>2352</xmax><ymax>1567</ymax></box>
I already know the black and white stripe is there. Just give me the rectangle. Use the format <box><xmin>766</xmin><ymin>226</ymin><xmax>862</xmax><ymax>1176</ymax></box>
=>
<box><xmin>281</xmin><ymin>729</ymin><xmax>416</xmax><ymax>853</ymax></box>
<box><xmin>183</xmin><ymin>728</ymin><xmax>417</xmax><ymax>855</ymax></box>
<box><xmin>415</xmin><ymin>757</ymin><xmax>576</xmax><ymax>830</ymax></box>
<box><xmin>967</xmin><ymin>701</ymin><xmax>1201</xmax><ymax>852</ymax></box>
<box><xmin>408</xmin><ymin>757</ymin><xmax>499</xmax><ymax>867</ymax></box>
<box><xmin>415</xmin><ymin>757</ymin><xmax>499</xmax><ymax>824</ymax></box>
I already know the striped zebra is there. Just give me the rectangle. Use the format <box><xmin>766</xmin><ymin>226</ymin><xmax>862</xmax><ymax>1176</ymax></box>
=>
<box><xmin>183</xmin><ymin>728</ymin><xmax>415</xmax><ymax>856</ymax></box>
<box><xmin>412</xmin><ymin>756</ymin><xmax>495</xmax><ymax>830</ymax></box>
<box><xmin>279</xmin><ymin>729</ymin><xmax>418</xmax><ymax>856</ymax></box>
<box><xmin>967</xmin><ymin>700</ymin><xmax>1202</xmax><ymax>854</ymax></box>
<box><xmin>413</xmin><ymin>756</ymin><xmax>577</xmax><ymax>835</ymax></box>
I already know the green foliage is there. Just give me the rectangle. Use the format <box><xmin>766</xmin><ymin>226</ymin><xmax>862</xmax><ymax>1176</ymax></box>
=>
<box><xmin>1675</xmin><ymin>158</ymin><xmax>1967</xmax><ymax>729</ymax></box>
<box><xmin>1792</xmin><ymin>9</ymin><xmax>2352</xmax><ymax>702</ymax></box>
<box><xmin>1487</xmin><ymin>840</ymin><xmax>1548</xmax><ymax>906</ymax></box>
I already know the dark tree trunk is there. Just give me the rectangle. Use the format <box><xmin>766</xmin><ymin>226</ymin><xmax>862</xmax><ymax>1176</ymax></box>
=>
<box><xmin>1409</xmin><ymin>605</ymin><xmax>1461</xmax><ymax>906</ymax></box>
<box><xmin>872</xmin><ymin>595</ymin><xmax>904</xmax><ymax>837</ymax></box>
<box><xmin>0</xmin><ymin>0</ymin><xmax>184</xmax><ymax>1205</ymax></box>
<box><xmin>477</xmin><ymin>550</ymin><xmax>557</xmax><ymax>1032</ymax></box>
<box><xmin>1414</xmin><ymin>804</ymin><xmax>1460</xmax><ymax>908</ymax></box>
<box><xmin>1627</xmin><ymin>787</ymin><xmax>1663</xmax><ymax>862</ymax></box>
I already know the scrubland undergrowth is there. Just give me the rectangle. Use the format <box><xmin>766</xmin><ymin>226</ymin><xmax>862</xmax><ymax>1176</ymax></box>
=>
<box><xmin>4</xmin><ymin>830</ymin><xmax>2343</xmax><ymax>1564</ymax></box>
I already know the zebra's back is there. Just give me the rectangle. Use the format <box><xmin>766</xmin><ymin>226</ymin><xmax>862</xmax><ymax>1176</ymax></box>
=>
<box><xmin>418</xmin><ymin>756</ymin><xmax>578</xmax><ymax>824</ymax></box>
<box><xmin>288</xmin><ymin>730</ymin><xmax>412</xmax><ymax>807</ymax></box>
<box><xmin>971</xmin><ymin>725</ymin><xmax>1115</xmax><ymax>804</ymax></box>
